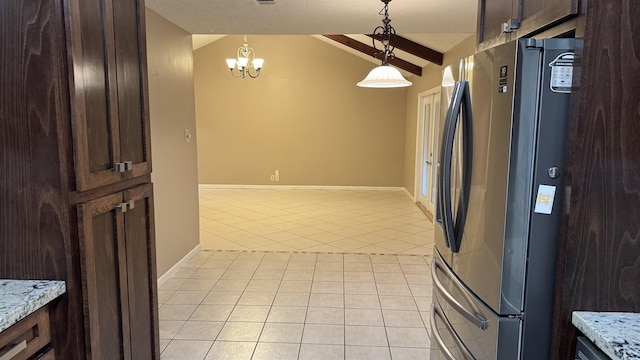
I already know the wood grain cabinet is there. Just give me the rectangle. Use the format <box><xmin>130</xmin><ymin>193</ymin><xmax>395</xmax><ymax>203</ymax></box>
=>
<box><xmin>0</xmin><ymin>308</ymin><xmax>54</xmax><ymax>360</ymax></box>
<box><xmin>477</xmin><ymin>0</ymin><xmax>580</xmax><ymax>50</ymax></box>
<box><xmin>78</xmin><ymin>184</ymin><xmax>158</xmax><ymax>360</ymax></box>
<box><xmin>69</xmin><ymin>0</ymin><xmax>151</xmax><ymax>192</ymax></box>
<box><xmin>0</xmin><ymin>0</ymin><xmax>158</xmax><ymax>359</ymax></box>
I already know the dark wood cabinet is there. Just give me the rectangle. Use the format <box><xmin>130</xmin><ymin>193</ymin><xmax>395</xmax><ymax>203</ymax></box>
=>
<box><xmin>69</xmin><ymin>0</ymin><xmax>151</xmax><ymax>192</ymax></box>
<box><xmin>550</xmin><ymin>1</ymin><xmax>640</xmax><ymax>359</ymax></box>
<box><xmin>0</xmin><ymin>307</ymin><xmax>54</xmax><ymax>359</ymax></box>
<box><xmin>0</xmin><ymin>0</ymin><xmax>158</xmax><ymax>359</ymax></box>
<box><xmin>477</xmin><ymin>0</ymin><xmax>514</xmax><ymax>50</ymax></box>
<box><xmin>78</xmin><ymin>184</ymin><xmax>158</xmax><ymax>360</ymax></box>
<box><xmin>477</xmin><ymin>0</ymin><xmax>580</xmax><ymax>50</ymax></box>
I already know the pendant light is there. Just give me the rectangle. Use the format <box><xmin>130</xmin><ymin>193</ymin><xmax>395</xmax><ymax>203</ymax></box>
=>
<box><xmin>357</xmin><ymin>0</ymin><xmax>412</xmax><ymax>88</ymax></box>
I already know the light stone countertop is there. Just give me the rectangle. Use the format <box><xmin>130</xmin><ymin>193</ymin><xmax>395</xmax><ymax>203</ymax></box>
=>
<box><xmin>573</xmin><ymin>311</ymin><xmax>640</xmax><ymax>360</ymax></box>
<box><xmin>0</xmin><ymin>279</ymin><xmax>66</xmax><ymax>333</ymax></box>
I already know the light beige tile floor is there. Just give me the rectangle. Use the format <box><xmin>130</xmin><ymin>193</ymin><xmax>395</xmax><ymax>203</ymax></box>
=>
<box><xmin>160</xmin><ymin>251</ymin><xmax>434</xmax><ymax>360</ymax></box>
<box><xmin>198</xmin><ymin>189</ymin><xmax>435</xmax><ymax>255</ymax></box>
<box><xmin>160</xmin><ymin>189</ymin><xmax>435</xmax><ymax>359</ymax></box>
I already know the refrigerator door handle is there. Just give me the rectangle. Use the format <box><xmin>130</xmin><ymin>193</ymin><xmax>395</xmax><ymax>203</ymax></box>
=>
<box><xmin>451</xmin><ymin>81</ymin><xmax>473</xmax><ymax>253</ymax></box>
<box><xmin>432</xmin><ymin>257</ymin><xmax>488</xmax><ymax>330</ymax></box>
<box><xmin>439</xmin><ymin>81</ymin><xmax>464</xmax><ymax>249</ymax></box>
<box><xmin>431</xmin><ymin>304</ymin><xmax>475</xmax><ymax>360</ymax></box>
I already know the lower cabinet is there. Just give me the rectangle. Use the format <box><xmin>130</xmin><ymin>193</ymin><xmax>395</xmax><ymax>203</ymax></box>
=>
<box><xmin>0</xmin><ymin>307</ymin><xmax>53</xmax><ymax>360</ymax></box>
<box><xmin>77</xmin><ymin>184</ymin><xmax>159</xmax><ymax>360</ymax></box>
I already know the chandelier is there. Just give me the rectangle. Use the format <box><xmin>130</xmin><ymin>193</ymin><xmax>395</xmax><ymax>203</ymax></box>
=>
<box><xmin>357</xmin><ymin>0</ymin><xmax>412</xmax><ymax>88</ymax></box>
<box><xmin>225</xmin><ymin>35</ymin><xmax>264</xmax><ymax>78</ymax></box>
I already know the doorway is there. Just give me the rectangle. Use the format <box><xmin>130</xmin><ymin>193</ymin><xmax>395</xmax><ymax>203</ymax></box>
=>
<box><xmin>415</xmin><ymin>87</ymin><xmax>441</xmax><ymax>221</ymax></box>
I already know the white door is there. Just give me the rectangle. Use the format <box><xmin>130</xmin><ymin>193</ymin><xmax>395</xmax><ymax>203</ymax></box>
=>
<box><xmin>416</xmin><ymin>89</ymin><xmax>440</xmax><ymax>218</ymax></box>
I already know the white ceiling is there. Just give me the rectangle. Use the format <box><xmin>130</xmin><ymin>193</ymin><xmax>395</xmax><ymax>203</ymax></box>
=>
<box><xmin>149</xmin><ymin>0</ymin><xmax>478</xmax><ymax>70</ymax></box>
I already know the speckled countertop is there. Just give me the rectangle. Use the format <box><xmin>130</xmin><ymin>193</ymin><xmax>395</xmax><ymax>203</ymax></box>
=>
<box><xmin>0</xmin><ymin>280</ymin><xmax>66</xmax><ymax>333</ymax></box>
<box><xmin>573</xmin><ymin>311</ymin><xmax>640</xmax><ymax>360</ymax></box>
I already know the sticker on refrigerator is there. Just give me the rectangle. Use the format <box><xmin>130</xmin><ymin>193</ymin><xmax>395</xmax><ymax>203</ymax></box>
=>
<box><xmin>534</xmin><ymin>185</ymin><xmax>556</xmax><ymax>215</ymax></box>
<box><xmin>498</xmin><ymin>65</ymin><xmax>508</xmax><ymax>93</ymax></box>
<box><xmin>549</xmin><ymin>53</ymin><xmax>574</xmax><ymax>93</ymax></box>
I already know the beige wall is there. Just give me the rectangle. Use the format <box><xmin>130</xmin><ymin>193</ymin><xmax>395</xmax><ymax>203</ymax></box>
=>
<box><xmin>194</xmin><ymin>35</ymin><xmax>407</xmax><ymax>187</ymax></box>
<box><xmin>145</xmin><ymin>9</ymin><xmax>200</xmax><ymax>276</ymax></box>
<box><xmin>403</xmin><ymin>36</ymin><xmax>477</xmax><ymax>195</ymax></box>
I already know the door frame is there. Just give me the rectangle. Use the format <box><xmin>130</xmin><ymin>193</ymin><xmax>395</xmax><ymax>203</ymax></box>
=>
<box><xmin>415</xmin><ymin>86</ymin><xmax>441</xmax><ymax>221</ymax></box>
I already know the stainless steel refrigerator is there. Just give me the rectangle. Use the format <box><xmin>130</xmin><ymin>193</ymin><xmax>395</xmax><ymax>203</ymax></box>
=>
<box><xmin>430</xmin><ymin>38</ymin><xmax>577</xmax><ymax>359</ymax></box>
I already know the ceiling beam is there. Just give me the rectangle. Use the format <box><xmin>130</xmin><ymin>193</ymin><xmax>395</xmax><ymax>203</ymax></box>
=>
<box><xmin>323</xmin><ymin>34</ymin><xmax>422</xmax><ymax>77</ymax></box>
<box><xmin>366</xmin><ymin>34</ymin><xmax>444</xmax><ymax>66</ymax></box>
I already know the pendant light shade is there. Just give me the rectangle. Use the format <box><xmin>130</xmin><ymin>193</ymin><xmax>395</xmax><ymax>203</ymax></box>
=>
<box><xmin>357</xmin><ymin>64</ymin><xmax>413</xmax><ymax>88</ymax></box>
<box><xmin>357</xmin><ymin>0</ymin><xmax>413</xmax><ymax>89</ymax></box>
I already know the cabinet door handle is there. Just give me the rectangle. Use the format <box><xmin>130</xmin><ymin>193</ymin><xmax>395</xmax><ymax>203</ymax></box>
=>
<box><xmin>0</xmin><ymin>339</ymin><xmax>27</xmax><ymax>360</ymax></box>
<box><xmin>502</xmin><ymin>19</ymin><xmax>520</xmax><ymax>33</ymax></box>
<box><xmin>114</xmin><ymin>161</ymin><xmax>133</xmax><ymax>173</ymax></box>
<box><xmin>116</xmin><ymin>201</ymin><xmax>135</xmax><ymax>213</ymax></box>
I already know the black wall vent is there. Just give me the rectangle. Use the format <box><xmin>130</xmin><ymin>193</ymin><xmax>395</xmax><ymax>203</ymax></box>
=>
<box><xmin>254</xmin><ymin>0</ymin><xmax>276</xmax><ymax>5</ymax></box>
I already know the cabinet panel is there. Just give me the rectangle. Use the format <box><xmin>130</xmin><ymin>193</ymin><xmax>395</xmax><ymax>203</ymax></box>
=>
<box><xmin>0</xmin><ymin>0</ymin><xmax>84</xmax><ymax>357</ymax></box>
<box><xmin>78</xmin><ymin>193</ymin><xmax>131</xmax><ymax>360</ymax></box>
<box><xmin>76</xmin><ymin>0</ymin><xmax>116</xmax><ymax>174</ymax></box>
<box><xmin>112</xmin><ymin>0</ymin><xmax>152</xmax><ymax>179</ymax></box>
<box><xmin>520</xmin><ymin>0</ymin><xmax>576</xmax><ymax>20</ymax></box>
<box><xmin>69</xmin><ymin>0</ymin><xmax>122</xmax><ymax>191</ymax></box>
<box><xmin>1</xmin><ymin>0</ymin><xmax>156</xmax><ymax>358</ymax></box>
<box><xmin>68</xmin><ymin>0</ymin><xmax>151</xmax><ymax>192</ymax></box>
<box><xmin>124</xmin><ymin>184</ymin><xmax>159</xmax><ymax>359</ymax></box>
<box><xmin>516</xmin><ymin>0</ymin><xmax>579</xmax><ymax>38</ymax></box>
<box><xmin>477</xmin><ymin>0</ymin><xmax>513</xmax><ymax>48</ymax></box>
<box><xmin>477</xmin><ymin>0</ymin><xmax>579</xmax><ymax>50</ymax></box>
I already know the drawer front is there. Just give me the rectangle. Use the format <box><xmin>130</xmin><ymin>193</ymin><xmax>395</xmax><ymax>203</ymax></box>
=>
<box><xmin>0</xmin><ymin>307</ymin><xmax>51</xmax><ymax>360</ymax></box>
<box><xmin>34</xmin><ymin>348</ymin><xmax>55</xmax><ymax>360</ymax></box>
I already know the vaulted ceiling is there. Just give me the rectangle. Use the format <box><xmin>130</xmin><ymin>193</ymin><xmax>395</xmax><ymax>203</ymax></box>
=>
<box><xmin>146</xmin><ymin>0</ymin><xmax>478</xmax><ymax>73</ymax></box>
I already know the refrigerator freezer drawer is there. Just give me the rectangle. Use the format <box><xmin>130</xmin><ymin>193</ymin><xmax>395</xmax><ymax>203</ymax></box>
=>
<box><xmin>431</xmin><ymin>296</ymin><xmax>474</xmax><ymax>360</ymax></box>
<box><xmin>432</xmin><ymin>290</ymin><xmax>521</xmax><ymax>360</ymax></box>
<box><xmin>432</xmin><ymin>250</ymin><xmax>521</xmax><ymax>359</ymax></box>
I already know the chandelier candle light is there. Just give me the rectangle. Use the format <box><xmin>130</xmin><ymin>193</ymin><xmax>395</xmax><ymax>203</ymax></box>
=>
<box><xmin>357</xmin><ymin>0</ymin><xmax>412</xmax><ymax>88</ymax></box>
<box><xmin>226</xmin><ymin>35</ymin><xmax>264</xmax><ymax>78</ymax></box>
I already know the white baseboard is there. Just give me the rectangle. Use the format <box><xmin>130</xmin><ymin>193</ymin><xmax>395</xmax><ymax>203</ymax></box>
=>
<box><xmin>198</xmin><ymin>184</ymin><xmax>408</xmax><ymax>192</ymax></box>
<box><xmin>402</xmin><ymin>187</ymin><xmax>414</xmax><ymax>201</ymax></box>
<box><xmin>157</xmin><ymin>244</ymin><xmax>201</xmax><ymax>287</ymax></box>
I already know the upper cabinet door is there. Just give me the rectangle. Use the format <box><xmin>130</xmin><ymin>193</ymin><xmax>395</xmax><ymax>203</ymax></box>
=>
<box><xmin>477</xmin><ymin>0</ymin><xmax>579</xmax><ymax>51</ymax></box>
<box><xmin>112</xmin><ymin>0</ymin><xmax>152</xmax><ymax>181</ymax></box>
<box><xmin>68</xmin><ymin>0</ymin><xmax>151</xmax><ymax>192</ymax></box>
<box><xmin>515</xmin><ymin>0</ymin><xmax>580</xmax><ymax>38</ymax></box>
<box><xmin>477</xmin><ymin>0</ymin><xmax>514</xmax><ymax>50</ymax></box>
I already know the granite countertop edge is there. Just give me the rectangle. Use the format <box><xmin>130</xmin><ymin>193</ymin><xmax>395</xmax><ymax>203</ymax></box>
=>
<box><xmin>572</xmin><ymin>311</ymin><xmax>640</xmax><ymax>360</ymax></box>
<box><xmin>0</xmin><ymin>279</ymin><xmax>66</xmax><ymax>333</ymax></box>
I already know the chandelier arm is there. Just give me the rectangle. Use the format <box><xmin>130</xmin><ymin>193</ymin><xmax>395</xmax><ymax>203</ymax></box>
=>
<box><xmin>247</xmin><ymin>68</ymin><xmax>261</xmax><ymax>78</ymax></box>
<box><xmin>229</xmin><ymin>68</ymin><xmax>245</xmax><ymax>78</ymax></box>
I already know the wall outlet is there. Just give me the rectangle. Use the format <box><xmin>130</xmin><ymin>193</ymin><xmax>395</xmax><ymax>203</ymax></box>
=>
<box><xmin>275</xmin><ymin>170</ymin><xmax>280</xmax><ymax>181</ymax></box>
<box><xmin>270</xmin><ymin>175</ymin><xmax>275</xmax><ymax>181</ymax></box>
